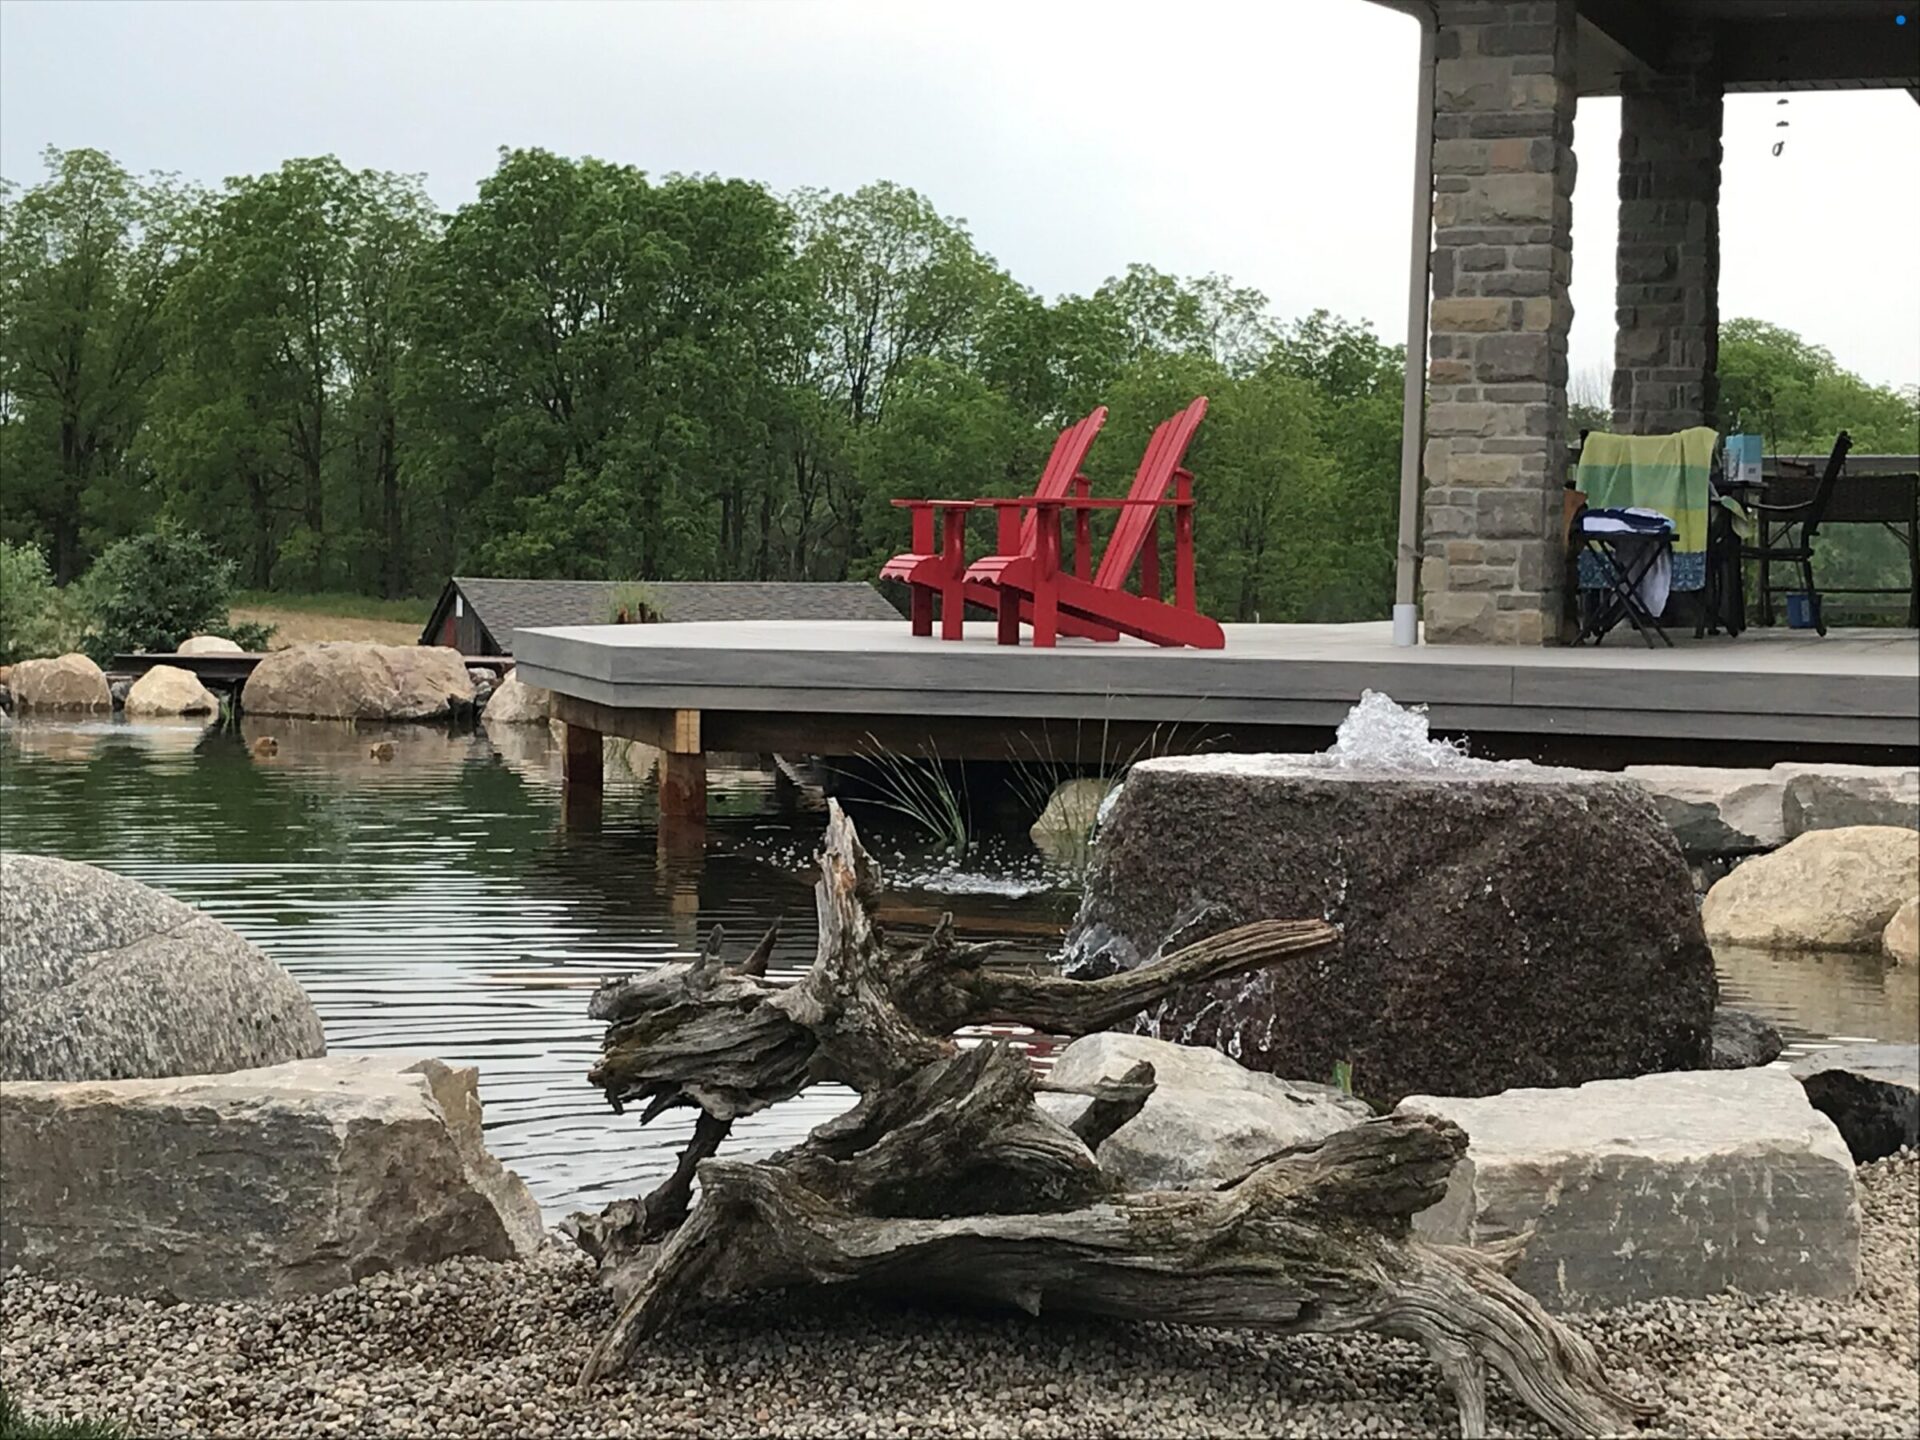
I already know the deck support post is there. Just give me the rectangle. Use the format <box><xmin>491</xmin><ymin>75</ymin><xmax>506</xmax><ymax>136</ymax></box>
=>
<box><xmin>561</xmin><ymin>721</ymin><xmax>605</xmax><ymax>828</ymax></box>
<box><xmin>658</xmin><ymin>708</ymin><xmax>706</xmax><ymax>824</ymax></box>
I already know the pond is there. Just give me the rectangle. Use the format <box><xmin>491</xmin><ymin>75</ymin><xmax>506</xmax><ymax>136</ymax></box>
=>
<box><xmin>3</xmin><ymin>714</ymin><xmax>1912</xmax><ymax>1223</ymax></box>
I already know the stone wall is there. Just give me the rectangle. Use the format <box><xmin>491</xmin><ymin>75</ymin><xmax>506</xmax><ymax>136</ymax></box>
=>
<box><xmin>1612</xmin><ymin>27</ymin><xmax>1723</xmax><ymax>434</ymax></box>
<box><xmin>1421</xmin><ymin>0</ymin><xmax>1579</xmax><ymax>645</ymax></box>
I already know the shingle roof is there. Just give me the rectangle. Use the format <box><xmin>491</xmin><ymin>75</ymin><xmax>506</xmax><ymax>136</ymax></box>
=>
<box><xmin>441</xmin><ymin>578</ymin><xmax>902</xmax><ymax>649</ymax></box>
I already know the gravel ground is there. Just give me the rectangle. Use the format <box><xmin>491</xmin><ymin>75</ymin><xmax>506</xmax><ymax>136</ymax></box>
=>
<box><xmin>4</xmin><ymin>1149</ymin><xmax>1914</xmax><ymax>1440</ymax></box>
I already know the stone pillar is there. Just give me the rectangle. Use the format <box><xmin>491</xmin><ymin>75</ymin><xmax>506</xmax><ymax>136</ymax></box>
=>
<box><xmin>1420</xmin><ymin>0</ymin><xmax>1578</xmax><ymax>646</ymax></box>
<box><xmin>1611</xmin><ymin>29</ymin><xmax>1722</xmax><ymax>434</ymax></box>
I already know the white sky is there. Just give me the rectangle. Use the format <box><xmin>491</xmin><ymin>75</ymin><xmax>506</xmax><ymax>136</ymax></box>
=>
<box><xmin>3</xmin><ymin>0</ymin><xmax>1916</xmax><ymax>390</ymax></box>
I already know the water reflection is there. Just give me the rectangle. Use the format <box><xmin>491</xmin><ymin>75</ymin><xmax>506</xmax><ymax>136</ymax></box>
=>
<box><xmin>0</xmin><ymin>715</ymin><xmax>1070</xmax><ymax>1220</ymax></box>
<box><xmin>1714</xmin><ymin>943</ymin><xmax>1920</xmax><ymax>1053</ymax></box>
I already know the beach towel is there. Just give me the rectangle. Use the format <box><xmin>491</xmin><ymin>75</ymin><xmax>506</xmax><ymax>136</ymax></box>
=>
<box><xmin>1575</xmin><ymin>427</ymin><xmax>1717</xmax><ymax>592</ymax></box>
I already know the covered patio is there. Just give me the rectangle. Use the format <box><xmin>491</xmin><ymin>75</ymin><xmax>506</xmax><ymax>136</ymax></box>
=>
<box><xmin>1372</xmin><ymin>0</ymin><xmax>1919</xmax><ymax>644</ymax></box>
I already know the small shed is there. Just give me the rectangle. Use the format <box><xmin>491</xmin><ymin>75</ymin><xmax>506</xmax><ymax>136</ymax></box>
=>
<box><xmin>420</xmin><ymin>577</ymin><xmax>903</xmax><ymax>655</ymax></box>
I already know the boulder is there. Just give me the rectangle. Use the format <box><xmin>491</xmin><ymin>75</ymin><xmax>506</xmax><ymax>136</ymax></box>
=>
<box><xmin>1037</xmin><ymin>1033</ymin><xmax>1371</xmax><ymax>1191</ymax></box>
<box><xmin>1778</xmin><ymin>763</ymin><xmax>1920</xmax><ymax>838</ymax></box>
<box><xmin>1700</xmin><ymin>826</ymin><xmax>1919</xmax><ymax>951</ymax></box>
<box><xmin>1068</xmin><ymin>754</ymin><xmax>1715</xmax><ymax>1107</ymax></box>
<box><xmin>1790</xmin><ymin>1044</ymin><xmax>1919</xmax><ymax>1163</ymax></box>
<box><xmin>241</xmin><ymin>642</ymin><xmax>474</xmax><ymax>721</ymax></box>
<box><xmin>1398</xmin><ymin>1068</ymin><xmax>1859</xmax><ymax>1310</ymax></box>
<box><xmin>1622</xmin><ymin>764</ymin><xmax>1788</xmax><ymax>854</ymax></box>
<box><xmin>1887</xmin><ymin>896</ymin><xmax>1919</xmax><ymax>964</ymax></box>
<box><xmin>9</xmin><ymin>653</ymin><xmax>111</xmax><ymax>712</ymax></box>
<box><xmin>177</xmin><ymin>634</ymin><xmax>244</xmax><ymax>655</ymax></box>
<box><xmin>482</xmin><ymin>671</ymin><xmax>551</xmax><ymax>725</ymax></box>
<box><xmin>1029</xmin><ymin>777</ymin><xmax>1119</xmax><ymax>848</ymax></box>
<box><xmin>1709</xmin><ymin>1006</ymin><xmax>1783</xmax><ymax>1069</ymax></box>
<box><xmin>0</xmin><ymin>852</ymin><xmax>325</xmax><ymax>1082</ymax></box>
<box><xmin>123</xmin><ymin>663</ymin><xmax>219</xmax><ymax>716</ymax></box>
<box><xmin>109</xmin><ymin>677</ymin><xmax>131</xmax><ymax>709</ymax></box>
<box><xmin>0</xmin><ymin>1054</ymin><xmax>546</xmax><ymax>1299</ymax></box>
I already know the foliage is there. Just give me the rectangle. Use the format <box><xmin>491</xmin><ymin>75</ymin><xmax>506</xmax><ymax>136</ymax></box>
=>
<box><xmin>80</xmin><ymin>522</ymin><xmax>237</xmax><ymax>661</ymax></box>
<box><xmin>0</xmin><ymin>539</ymin><xmax>88</xmax><ymax>661</ymax></box>
<box><xmin>0</xmin><ymin>1387</ymin><xmax>123</xmax><ymax>1440</ymax></box>
<box><xmin>231</xmin><ymin>589</ymin><xmax>428</xmax><ymax>622</ymax></box>
<box><xmin>7</xmin><ymin>145</ymin><xmax>1910</xmax><ymax>629</ymax></box>
<box><xmin>607</xmin><ymin>581</ymin><xmax>661</xmax><ymax>624</ymax></box>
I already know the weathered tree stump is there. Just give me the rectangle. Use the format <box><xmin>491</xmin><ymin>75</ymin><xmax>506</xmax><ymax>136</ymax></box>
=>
<box><xmin>569</xmin><ymin>802</ymin><xmax>1654</xmax><ymax>1439</ymax></box>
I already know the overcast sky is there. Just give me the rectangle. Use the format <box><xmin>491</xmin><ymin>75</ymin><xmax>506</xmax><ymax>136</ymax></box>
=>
<box><xmin>4</xmin><ymin>0</ymin><xmax>1917</xmax><ymax>391</ymax></box>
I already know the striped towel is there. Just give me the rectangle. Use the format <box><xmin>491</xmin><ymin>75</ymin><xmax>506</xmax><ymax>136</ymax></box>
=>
<box><xmin>1576</xmin><ymin>427</ymin><xmax>1718</xmax><ymax>592</ymax></box>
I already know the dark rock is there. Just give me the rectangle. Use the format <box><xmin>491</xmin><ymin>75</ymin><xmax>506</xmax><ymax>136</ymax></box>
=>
<box><xmin>0</xmin><ymin>852</ymin><xmax>326</xmax><ymax>1081</ymax></box>
<box><xmin>1791</xmin><ymin>1043</ymin><xmax>1920</xmax><ymax>1163</ymax></box>
<box><xmin>1710</xmin><ymin>1007</ymin><xmax>1784</xmax><ymax>1068</ymax></box>
<box><xmin>109</xmin><ymin>678</ymin><xmax>131</xmax><ymax>709</ymax></box>
<box><xmin>1068</xmin><ymin>755</ymin><xmax>1715</xmax><ymax>1107</ymax></box>
<box><xmin>0</xmin><ymin>681</ymin><xmax>12</xmax><ymax>713</ymax></box>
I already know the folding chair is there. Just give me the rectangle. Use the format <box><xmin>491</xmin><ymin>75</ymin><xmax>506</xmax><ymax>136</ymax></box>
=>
<box><xmin>1573</xmin><ymin>508</ymin><xmax>1676</xmax><ymax>648</ymax></box>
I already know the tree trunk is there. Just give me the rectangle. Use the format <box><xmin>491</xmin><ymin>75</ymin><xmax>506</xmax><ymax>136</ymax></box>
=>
<box><xmin>569</xmin><ymin>804</ymin><xmax>1655</xmax><ymax>1440</ymax></box>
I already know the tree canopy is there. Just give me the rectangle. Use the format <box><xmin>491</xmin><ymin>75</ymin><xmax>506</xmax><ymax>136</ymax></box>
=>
<box><xmin>3</xmin><ymin>145</ymin><xmax>1912</xmax><ymax>623</ymax></box>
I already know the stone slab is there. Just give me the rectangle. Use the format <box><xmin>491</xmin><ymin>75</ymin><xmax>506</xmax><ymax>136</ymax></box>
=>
<box><xmin>1037</xmin><ymin>1033</ymin><xmax>1370</xmax><ymax>1191</ymax></box>
<box><xmin>1398</xmin><ymin>1068</ymin><xmax>1859</xmax><ymax>1310</ymax></box>
<box><xmin>0</xmin><ymin>1054</ymin><xmax>546</xmax><ymax>1299</ymax></box>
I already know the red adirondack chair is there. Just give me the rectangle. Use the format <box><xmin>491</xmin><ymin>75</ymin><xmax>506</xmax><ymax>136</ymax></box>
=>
<box><xmin>879</xmin><ymin>408</ymin><xmax>1110</xmax><ymax>640</ymax></box>
<box><xmin>964</xmin><ymin>396</ymin><xmax>1222</xmax><ymax>649</ymax></box>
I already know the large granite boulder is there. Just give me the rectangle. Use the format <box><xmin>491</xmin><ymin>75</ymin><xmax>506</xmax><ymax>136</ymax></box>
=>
<box><xmin>177</xmin><ymin>634</ymin><xmax>244</xmax><ymax>655</ymax></box>
<box><xmin>1886</xmin><ymin>896</ymin><xmax>1919</xmax><ymax>964</ymax></box>
<box><xmin>1068</xmin><ymin>754</ymin><xmax>1714</xmax><ymax>1107</ymax></box>
<box><xmin>0</xmin><ymin>1054</ymin><xmax>546</xmax><ymax>1299</ymax></box>
<box><xmin>1791</xmin><ymin>1044</ymin><xmax>1919</xmax><ymax>1163</ymax></box>
<box><xmin>124</xmin><ymin>663</ymin><xmax>219</xmax><ymax>716</ymax></box>
<box><xmin>1778</xmin><ymin>763</ymin><xmax>1920</xmax><ymax>838</ymax></box>
<box><xmin>1623</xmin><ymin>764</ymin><xmax>1788</xmax><ymax>854</ymax></box>
<box><xmin>0</xmin><ymin>853</ymin><xmax>325</xmax><ymax>1081</ymax></box>
<box><xmin>1037</xmin><ymin>1033</ymin><xmax>1371</xmax><ymax>1190</ymax></box>
<box><xmin>1398</xmin><ymin>1069</ymin><xmax>1859</xmax><ymax>1310</ymax></box>
<box><xmin>1701</xmin><ymin>826</ymin><xmax>1919</xmax><ymax>951</ymax></box>
<box><xmin>480</xmin><ymin>670</ymin><xmax>550</xmax><ymax>725</ymax></box>
<box><xmin>9</xmin><ymin>652</ymin><xmax>111</xmax><ymax>711</ymax></box>
<box><xmin>241</xmin><ymin>642</ymin><xmax>473</xmax><ymax>721</ymax></box>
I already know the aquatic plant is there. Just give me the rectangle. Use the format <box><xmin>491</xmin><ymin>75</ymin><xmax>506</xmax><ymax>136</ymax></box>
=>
<box><xmin>851</xmin><ymin>737</ymin><xmax>971</xmax><ymax>859</ymax></box>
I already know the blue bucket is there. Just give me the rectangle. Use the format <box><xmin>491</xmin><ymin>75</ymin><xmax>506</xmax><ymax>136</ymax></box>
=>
<box><xmin>1785</xmin><ymin>593</ymin><xmax>1822</xmax><ymax>630</ymax></box>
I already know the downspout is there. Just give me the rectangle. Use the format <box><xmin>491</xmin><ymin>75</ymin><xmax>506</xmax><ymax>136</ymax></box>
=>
<box><xmin>1387</xmin><ymin>0</ymin><xmax>1438</xmax><ymax>646</ymax></box>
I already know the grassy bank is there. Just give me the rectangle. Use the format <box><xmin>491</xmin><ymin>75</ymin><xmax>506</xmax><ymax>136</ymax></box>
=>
<box><xmin>230</xmin><ymin>591</ymin><xmax>431</xmax><ymax>649</ymax></box>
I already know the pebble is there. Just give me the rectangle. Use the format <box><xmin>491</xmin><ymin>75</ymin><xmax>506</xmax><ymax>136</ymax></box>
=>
<box><xmin>3</xmin><ymin>1150</ymin><xmax>1914</xmax><ymax>1438</ymax></box>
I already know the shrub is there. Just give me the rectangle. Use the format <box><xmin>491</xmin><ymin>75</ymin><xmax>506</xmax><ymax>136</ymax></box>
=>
<box><xmin>0</xmin><ymin>540</ymin><xmax>88</xmax><ymax>663</ymax></box>
<box><xmin>0</xmin><ymin>1385</ymin><xmax>123</xmax><ymax>1439</ymax></box>
<box><xmin>81</xmin><ymin>523</ymin><xmax>238</xmax><ymax>662</ymax></box>
<box><xmin>606</xmin><ymin>581</ymin><xmax>661</xmax><ymax>624</ymax></box>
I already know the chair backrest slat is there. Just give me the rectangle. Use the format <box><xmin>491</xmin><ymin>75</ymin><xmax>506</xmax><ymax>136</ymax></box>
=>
<box><xmin>1093</xmin><ymin>396</ymin><xmax>1209</xmax><ymax>590</ymax></box>
<box><xmin>1803</xmin><ymin>430</ymin><xmax>1853</xmax><ymax>539</ymax></box>
<box><xmin>1020</xmin><ymin>407</ymin><xmax>1108</xmax><ymax>551</ymax></box>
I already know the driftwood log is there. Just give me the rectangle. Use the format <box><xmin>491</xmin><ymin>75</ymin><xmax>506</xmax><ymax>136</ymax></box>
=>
<box><xmin>569</xmin><ymin>802</ymin><xmax>1653</xmax><ymax>1438</ymax></box>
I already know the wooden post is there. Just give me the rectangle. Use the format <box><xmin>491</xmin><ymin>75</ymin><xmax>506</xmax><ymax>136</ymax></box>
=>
<box><xmin>658</xmin><ymin>709</ymin><xmax>706</xmax><ymax>826</ymax></box>
<box><xmin>561</xmin><ymin>721</ymin><xmax>604</xmax><ymax>829</ymax></box>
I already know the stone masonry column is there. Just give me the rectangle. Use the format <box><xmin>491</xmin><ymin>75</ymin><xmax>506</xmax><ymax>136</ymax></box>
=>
<box><xmin>1420</xmin><ymin>0</ymin><xmax>1578</xmax><ymax>645</ymax></box>
<box><xmin>1611</xmin><ymin>29</ymin><xmax>1722</xmax><ymax>434</ymax></box>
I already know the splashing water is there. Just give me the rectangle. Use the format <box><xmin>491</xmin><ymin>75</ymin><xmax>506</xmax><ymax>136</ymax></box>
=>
<box><xmin>1328</xmin><ymin>689</ymin><xmax>1471</xmax><ymax>770</ymax></box>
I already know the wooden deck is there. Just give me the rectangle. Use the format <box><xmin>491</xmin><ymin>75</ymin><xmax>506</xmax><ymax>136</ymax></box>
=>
<box><xmin>512</xmin><ymin>619</ymin><xmax>1920</xmax><ymax>762</ymax></box>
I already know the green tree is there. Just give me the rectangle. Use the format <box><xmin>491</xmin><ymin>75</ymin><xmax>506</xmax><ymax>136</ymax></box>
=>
<box><xmin>0</xmin><ymin>148</ymin><xmax>187</xmax><ymax>581</ymax></box>
<box><xmin>148</xmin><ymin>158</ymin><xmax>436</xmax><ymax>591</ymax></box>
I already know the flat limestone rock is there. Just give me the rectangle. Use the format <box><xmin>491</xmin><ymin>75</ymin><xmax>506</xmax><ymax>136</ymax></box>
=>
<box><xmin>1778</xmin><ymin>763</ymin><xmax>1920</xmax><ymax>838</ymax></box>
<box><xmin>241</xmin><ymin>642</ymin><xmax>473</xmax><ymax>721</ymax></box>
<box><xmin>1068</xmin><ymin>753</ymin><xmax>1714</xmax><ymax>1106</ymax></box>
<box><xmin>0</xmin><ymin>852</ymin><xmax>325</xmax><ymax>1082</ymax></box>
<box><xmin>1701</xmin><ymin>826</ymin><xmax>1920</xmax><ymax>950</ymax></box>
<box><xmin>1038</xmin><ymin>1032</ymin><xmax>1371</xmax><ymax>1190</ymax></box>
<box><xmin>1791</xmin><ymin>1043</ymin><xmax>1920</xmax><ymax>1163</ymax></box>
<box><xmin>0</xmin><ymin>1054</ymin><xmax>547</xmax><ymax>1299</ymax></box>
<box><xmin>1622</xmin><ymin>764</ymin><xmax>1788</xmax><ymax>854</ymax></box>
<box><xmin>1398</xmin><ymin>1069</ymin><xmax>1859</xmax><ymax>1310</ymax></box>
